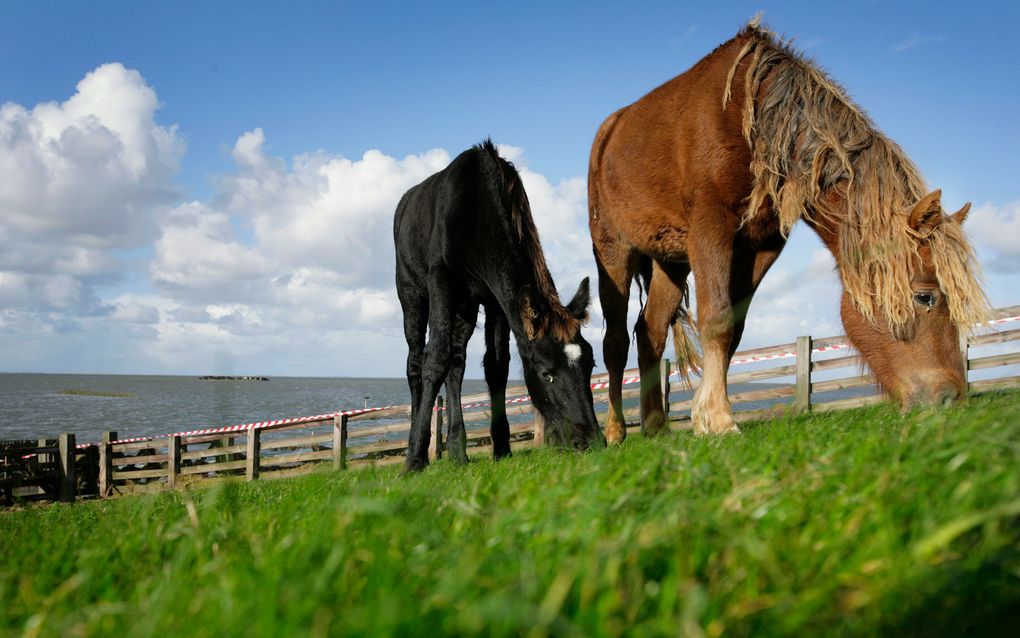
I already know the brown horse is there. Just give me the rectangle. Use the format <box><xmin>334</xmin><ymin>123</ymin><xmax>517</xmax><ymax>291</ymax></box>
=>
<box><xmin>588</xmin><ymin>19</ymin><xmax>988</xmax><ymax>440</ymax></box>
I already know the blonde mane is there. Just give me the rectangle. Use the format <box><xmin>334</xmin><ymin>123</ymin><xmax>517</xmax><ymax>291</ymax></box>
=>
<box><xmin>725</xmin><ymin>19</ymin><xmax>987</xmax><ymax>332</ymax></box>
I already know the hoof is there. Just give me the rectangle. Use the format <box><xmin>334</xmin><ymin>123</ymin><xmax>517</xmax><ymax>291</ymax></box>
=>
<box><xmin>493</xmin><ymin>447</ymin><xmax>512</xmax><ymax>461</ymax></box>
<box><xmin>403</xmin><ymin>457</ymin><xmax>428</xmax><ymax>474</ymax></box>
<box><xmin>641</xmin><ymin>412</ymin><xmax>669</xmax><ymax>437</ymax></box>
<box><xmin>692</xmin><ymin>420</ymin><xmax>741</xmax><ymax>437</ymax></box>
<box><xmin>605</xmin><ymin>418</ymin><xmax>627</xmax><ymax>445</ymax></box>
<box><xmin>691</xmin><ymin>409</ymin><xmax>740</xmax><ymax>437</ymax></box>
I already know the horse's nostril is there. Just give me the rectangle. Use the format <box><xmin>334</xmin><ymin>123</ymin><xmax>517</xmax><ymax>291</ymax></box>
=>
<box><xmin>904</xmin><ymin>384</ymin><xmax>960</xmax><ymax>409</ymax></box>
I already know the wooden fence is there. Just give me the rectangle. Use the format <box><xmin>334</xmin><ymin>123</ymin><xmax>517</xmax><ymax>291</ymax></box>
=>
<box><xmin>5</xmin><ymin>304</ymin><xmax>1018</xmax><ymax>504</ymax></box>
<box><xmin>0</xmin><ymin>434</ymin><xmax>97</xmax><ymax>505</ymax></box>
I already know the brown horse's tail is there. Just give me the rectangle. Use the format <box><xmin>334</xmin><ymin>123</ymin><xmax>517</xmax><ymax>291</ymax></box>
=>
<box><xmin>671</xmin><ymin>294</ymin><xmax>702</xmax><ymax>391</ymax></box>
<box><xmin>636</xmin><ymin>258</ymin><xmax>702</xmax><ymax>391</ymax></box>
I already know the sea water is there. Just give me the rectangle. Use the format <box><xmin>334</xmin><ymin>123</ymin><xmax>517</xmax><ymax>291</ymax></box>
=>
<box><xmin>0</xmin><ymin>373</ymin><xmax>492</xmax><ymax>444</ymax></box>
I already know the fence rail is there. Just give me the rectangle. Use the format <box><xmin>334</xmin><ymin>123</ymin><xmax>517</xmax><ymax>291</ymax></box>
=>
<box><xmin>4</xmin><ymin>304</ymin><xmax>1019</xmax><ymax>504</ymax></box>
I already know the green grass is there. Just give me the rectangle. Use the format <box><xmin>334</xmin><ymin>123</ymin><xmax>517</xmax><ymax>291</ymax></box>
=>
<box><xmin>2</xmin><ymin>391</ymin><xmax>1019</xmax><ymax>637</ymax></box>
<box><xmin>57</xmin><ymin>389</ymin><xmax>136</xmax><ymax>398</ymax></box>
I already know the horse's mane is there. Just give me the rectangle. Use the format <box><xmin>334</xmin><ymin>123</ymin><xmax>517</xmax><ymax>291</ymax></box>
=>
<box><xmin>475</xmin><ymin>140</ymin><xmax>579</xmax><ymax>342</ymax></box>
<box><xmin>725</xmin><ymin>18</ymin><xmax>987</xmax><ymax>332</ymax></box>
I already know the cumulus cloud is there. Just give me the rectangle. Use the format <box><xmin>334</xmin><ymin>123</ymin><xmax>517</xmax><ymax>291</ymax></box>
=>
<box><xmin>0</xmin><ymin>62</ymin><xmax>183</xmax><ymax>319</ymax></box>
<box><xmin>740</xmin><ymin>244</ymin><xmax>843</xmax><ymax>346</ymax></box>
<box><xmin>0</xmin><ymin>63</ymin><xmax>182</xmax><ymax>242</ymax></box>
<box><xmin>212</xmin><ymin>128</ymin><xmax>450</xmax><ymax>290</ymax></box>
<box><xmin>507</xmin><ymin>145</ymin><xmax>595</xmax><ymax>295</ymax></box>
<box><xmin>967</xmin><ymin>200</ymin><xmax>1020</xmax><ymax>273</ymax></box>
<box><xmin>139</xmin><ymin>130</ymin><xmax>451</xmax><ymax>372</ymax></box>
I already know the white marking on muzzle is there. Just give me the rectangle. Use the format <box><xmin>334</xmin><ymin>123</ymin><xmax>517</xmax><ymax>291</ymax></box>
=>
<box><xmin>564</xmin><ymin>343</ymin><xmax>582</xmax><ymax>366</ymax></box>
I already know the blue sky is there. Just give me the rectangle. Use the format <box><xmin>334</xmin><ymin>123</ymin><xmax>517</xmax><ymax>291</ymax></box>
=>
<box><xmin>1</xmin><ymin>1</ymin><xmax>1018</xmax><ymax>377</ymax></box>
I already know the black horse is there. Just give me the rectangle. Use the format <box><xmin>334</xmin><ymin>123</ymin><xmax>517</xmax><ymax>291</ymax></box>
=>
<box><xmin>394</xmin><ymin>140</ymin><xmax>603</xmax><ymax>472</ymax></box>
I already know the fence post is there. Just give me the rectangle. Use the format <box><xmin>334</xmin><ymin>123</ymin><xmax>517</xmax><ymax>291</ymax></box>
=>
<box><xmin>37</xmin><ymin>437</ymin><xmax>55</xmax><ymax>464</ymax></box>
<box><xmin>660</xmin><ymin>358</ymin><xmax>671</xmax><ymax>417</ymax></box>
<box><xmin>333</xmin><ymin>412</ymin><xmax>349</xmax><ymax>470</ymax></box>
<box><xmin>429</xmin><ymin>396</ymin><xmax>444</xmax><ymax>461</ymax></box>
<box><xmin>794</xmin><ymin>335</ymin><xmax>812</xmax><ymax>414</ymax></box>
<box><xmin>246</xmin><ymin>428</ymin><xmax>261</xmax><ymax>481</ymax></box>
<box><xmin>57</xmin><ymin>433</ymin><xmax>76</xmax><ymax>503</ymax></box>
<box><xmin>533</xmin><ymin>407</ymin><xmax>545</xmax><ymax>447</ymax></box>
<box><xmin>167</xmin><ymin>435</ymin><xmax>181</xmax><ymax>489</ymax></box>
<box><xmin>960</xmin><ymin>331</ymin><xmax>970</xmax><ymax>390</ymax></box>
<box><xmin>98</xmin><ymin>431</ymin><xmax>117</xmax><ymax>497</ymax></box>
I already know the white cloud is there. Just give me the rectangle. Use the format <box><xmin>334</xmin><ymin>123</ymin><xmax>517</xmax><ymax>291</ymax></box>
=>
<box><xmin>136</xmin><ymin>130</ymin><xmax>452</xmax><ymax>373</ymax></box>
<box><xmin>151</xmin><ymin>202</ymin><xmax>272</xmax><ymax>299</ymax></box>
<box><xmin>0</xmin><ymin>62</ymin><xmax>183</xmax><ymax>321</ymax></box>
<box><xmin>891</xmin><ymin>33</ymin><xmax>946</xmax><ymax>53</ymax></box>
<box><xmin>740</xmin><ymin>245</ymin><xmax>842</xmax><ymax>346</ymax></box>
<box><xmin>517</xmin><ymin>158</ymin><xmax>595</xmax><ymax>296</ymax></box>
<box><xmin>967</xmin><ymin>200</ymin><xmax>1020</xmax><ymax>273</ymax></box>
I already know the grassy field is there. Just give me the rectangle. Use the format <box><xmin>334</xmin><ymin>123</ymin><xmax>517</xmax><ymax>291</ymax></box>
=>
<box><xmin>2</xmin><ymin>391</ymin><xmax>1019</xmax><ymax>637</ymax></box>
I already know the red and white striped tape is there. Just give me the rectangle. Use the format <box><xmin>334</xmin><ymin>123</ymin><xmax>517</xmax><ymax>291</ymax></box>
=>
<box><xmin>108</xmin><ymin>406</ymin><xmax>393</xmax><ymax>447</ymax></box>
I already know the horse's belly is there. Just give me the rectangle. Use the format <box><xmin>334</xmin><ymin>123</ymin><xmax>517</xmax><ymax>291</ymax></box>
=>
<box><xmin>638</xmin><ymin>222</ymin><xmax>690</xmax><ymax>261</ymax></box>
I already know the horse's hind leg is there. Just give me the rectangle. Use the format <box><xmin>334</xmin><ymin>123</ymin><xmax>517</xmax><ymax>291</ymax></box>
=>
<box><xmin>405</xmin><ymin>267</ymin><xmax>458</xmax><ymax>472</ymax></box>
<box><xmin>444</xmin><ymin>303</ymin><xmax>479</xmax><ymax>465</ymax></box>
<box><xmin>483</xmin><ymin>305</ymin><xmax>512</xmax><ymax>459</ymax></box>
<box><xmin>592</xmin><ymin>228</ymin><xmax>638</xmax><ymax>444</ymax></box>
<box><xmin>635</xmin><ymin>260</ymin><xmax>690</xmax><ymax>437</ymax></box>
<box><xmin>398</xmin><ymin>289</ymin><xmax>428</xmax><ymax>427</ymax></box>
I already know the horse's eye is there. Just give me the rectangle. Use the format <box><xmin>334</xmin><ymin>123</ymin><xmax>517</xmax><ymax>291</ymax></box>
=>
<box><xmin>913</xmin><ymin>291</ymin><xmax>936</xmax><ymax>308</ymax></box>
<box><xmin>544</xmin><ymin>373</ymin><xmax>554</xmax><ymax>384</ymax></box>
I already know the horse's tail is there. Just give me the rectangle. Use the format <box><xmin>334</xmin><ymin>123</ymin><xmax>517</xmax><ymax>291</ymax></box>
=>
<box><xmin>671</xmin><ymin>298</ymin><xmax>701</xmax><ymax>391</ymax></box>
<box><xmin>635</xmin><ymin>259</ymin><xmax>701</xmax><ymax>391</ymax></box>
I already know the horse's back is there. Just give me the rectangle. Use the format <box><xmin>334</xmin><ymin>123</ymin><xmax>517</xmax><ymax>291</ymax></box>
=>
<box><xmin>394</xmin><ymin>146</ymin><xmax>501</xmax><ymax>295</ymax></box>
<box><xmin>589</xmin><ymin>33</ymin><xmax>757</xmax><ymax>257</ymax></box>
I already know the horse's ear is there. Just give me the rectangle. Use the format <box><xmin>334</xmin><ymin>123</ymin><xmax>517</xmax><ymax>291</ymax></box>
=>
<box><xmin>950</xmin><ymin>202</ymin><xmax>972</xmax><ymax>226</ymax></box>
<box><xmin>566</xmin><ymin>277</ymin><xmax>591</xmax><ymax>323</ymax></box>
<box><xmin>908</xmin><ymin>189</ymin><xmax>943</xmax><ymax>234</ymax></box>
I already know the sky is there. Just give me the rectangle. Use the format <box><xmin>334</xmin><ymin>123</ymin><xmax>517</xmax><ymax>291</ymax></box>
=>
<box><xmin>1</xmin><ymin>0</ymin><xmax>1018</xmax><ymax>379</ymax></box>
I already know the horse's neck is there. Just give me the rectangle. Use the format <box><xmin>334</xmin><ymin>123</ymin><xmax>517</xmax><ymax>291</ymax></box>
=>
<box><xmin>478</xmin><ymin>254</ymin><xmax>538</xmax><ymax>341</ymax></box>
<box><xmin>803</xmin><ymin>194</ymin><xmax>845</xmax><ymax>260</ymax></box>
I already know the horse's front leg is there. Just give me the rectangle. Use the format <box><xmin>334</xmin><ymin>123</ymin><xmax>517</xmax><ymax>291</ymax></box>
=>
<box><xmin>690</xmin><ymin>321</ymin><xmax>738</xmax><ymax>435</ymax></box>
<box><xmin>689</xmin><ymin>215</ymin><xmax>740</xmax><ymax>435</ymax></box>
<box><xmin>483</xmin><ymin>306</ymin><xmax>513</xmax><ymax>459</ymax></box>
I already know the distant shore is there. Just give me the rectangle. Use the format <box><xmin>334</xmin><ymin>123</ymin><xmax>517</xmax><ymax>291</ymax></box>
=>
<box><xmin>198</xmin><ymin>376</ymin><xmax>269</xmax><ymax>381</ymax></box>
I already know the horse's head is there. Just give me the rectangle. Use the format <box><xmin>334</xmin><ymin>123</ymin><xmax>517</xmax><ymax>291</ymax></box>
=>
<box><xmin>519</xmin><ymin>278</ymin><xmax>605</xmax><ymax>450</ymax></box>
<box><xmin>841</xmin><ymin>190</ymin><xmax>978</xmax><ymax>408</ymax></box>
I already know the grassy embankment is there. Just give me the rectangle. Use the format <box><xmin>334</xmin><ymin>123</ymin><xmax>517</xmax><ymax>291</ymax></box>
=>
<box><xmin>2</xmin><ymin>390</ymin><xmax>1019</xmax><ymax>637</ymax></box>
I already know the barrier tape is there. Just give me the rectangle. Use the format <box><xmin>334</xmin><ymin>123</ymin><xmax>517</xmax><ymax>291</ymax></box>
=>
<box><xmin>107</xmin><ymin>406</ymin><xmax>394</xmax><ymax>447</ymax></box>
<box><xmin>49</xmin><ymin>312</ymin><xmax>1020</xmax><ymax>451</ymax></box>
